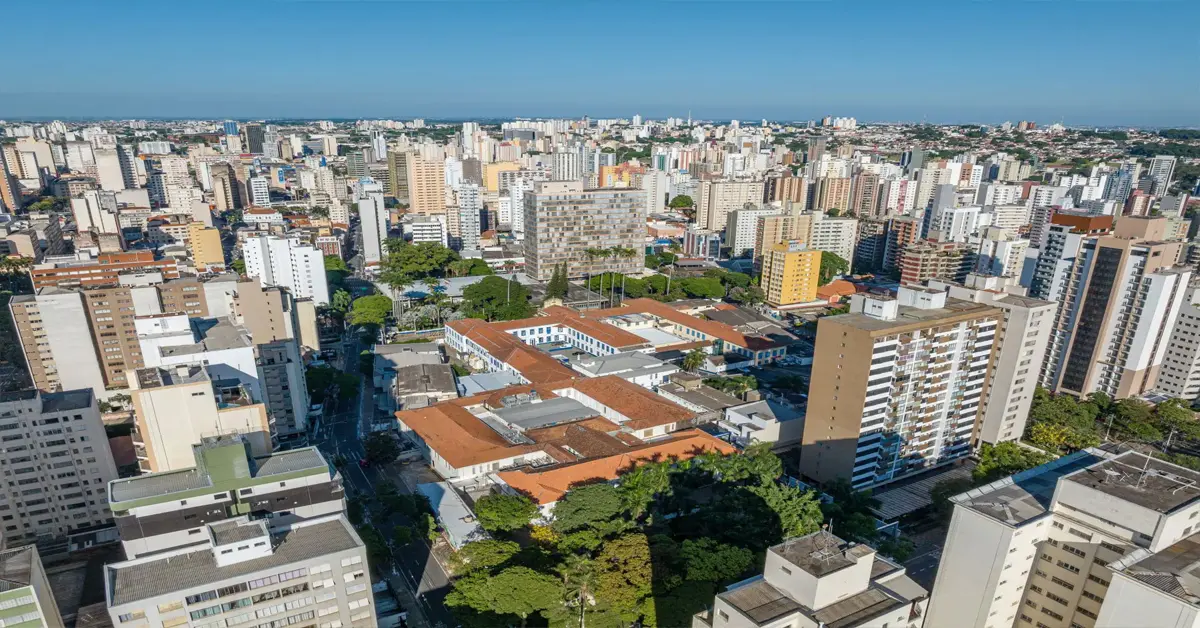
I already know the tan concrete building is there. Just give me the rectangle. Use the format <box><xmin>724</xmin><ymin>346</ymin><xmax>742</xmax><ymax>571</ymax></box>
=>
<box><xmin>129</xmin><ymin>364</ymin><xmax>272</xmax><ymax>472</ymax></box>
<box><xmin>761</xmin><ymin>243</ymin><xmax>822</xmax><ymax>307</ymax></box>
<box><xmin>765</xmin><ymin>171</ymin><xmax>809</xmax><ymax>208</ymax></box>
<box><xmin>405</xmin><ymin>153</ymin><xmax>446</xmax><ymax>214</ymax></box>
<box><xmin>1039</xmin><ymin>216</ymin><xmax>1189</xmax><ymax>398</ymax></box>
<box><xmin>187</xmin><ymin>221</ymin><xmax>225</xmax><ymax>271</ymax></box>
<box><xmin>801</xmin><ymin>287</ymin><xmax>1001</xmax><ymax>488</ymax></box>
<box><xmin>387</xmin><ymin>150</ymin><xmax>411</xmax><ymax>201</ymax></box>
<box><xmin>696</xmin><ymin>179</ymin><xmax>765</xmax><ymax>231</ymax></box>
<box><xmin>814</xmin><ymin>176</ymin><xmax>853</xmax><ymax>213</ymax></box>
<box><xmin>753</xmin><ymin>212</ymin><xmax>811</xmax><ymax>267</ymax></box>
<box><xmin>850</xmin><ymin>172</ymin><xmax>880</xmax><ymax>217</ymax></box>
<box><xmin>482</xmin><ymin>160</ymin><xmax>520</xmax><ymax>193</ymax></box>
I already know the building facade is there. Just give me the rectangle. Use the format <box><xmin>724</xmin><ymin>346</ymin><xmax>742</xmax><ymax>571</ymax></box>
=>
<box><xmin>522</xmin><ymin>181</ymin><xmax>645</xmax><ymax>281</ymax></box>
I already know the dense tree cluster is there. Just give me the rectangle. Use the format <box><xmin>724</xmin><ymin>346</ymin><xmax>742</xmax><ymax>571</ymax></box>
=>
<box><xmin>445</xmin><ymin>444</ymin><xmax>825</xmax><ymax>627</ymax></box>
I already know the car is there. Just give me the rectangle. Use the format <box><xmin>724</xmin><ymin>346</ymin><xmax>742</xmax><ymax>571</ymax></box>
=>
<box><xmin>358</xmin><ymin>458</ymin><xmax>370</xmax><ymax>468</ymax></box>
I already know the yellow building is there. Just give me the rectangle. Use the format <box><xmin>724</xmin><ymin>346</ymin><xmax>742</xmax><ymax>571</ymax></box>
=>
<box><xmin>187</xmin><ymin>221</ymin><xmax>225</xmax><ymax>271</ymax></box>
<box><xmin>761</xmin><ymin>242</ymin><xmax>821</xmax><ymax>306</ymax></box>
<box><xmin>482</xmin><ymin>161</ymin><xmax>520</xmax><ymax>193</ymax></box>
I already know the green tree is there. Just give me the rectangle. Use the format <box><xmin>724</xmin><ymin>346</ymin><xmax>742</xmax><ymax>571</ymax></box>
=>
<box><xmin>668</xmin><ymin>195</ymin><xmax>694</xmax><ymax>208</ymax></box>
<box><xmin>973</xmin><ymin>442</ymin><xmax>1056</xmax><ymax>483</ymax></box>
<box><xmin>358</xmin><ymin>350</ymin><xmax>374</xmax><ymax>377</ymax></box>
<box><xmin>393</xmin><ymin>525</ymin><xmax>413</xmax><ymax>546</ymax></box>
<box><xmin>679</xmin><ymin>277</ymin><xmax>725</xmax><ymax>299</ymax></box>
<box><xmin>593</xmin><ymin>534</ymin><xmax>652</xmax><ymax>623</ymax></box>
<box><xmin>330</xmin><ymin>289</ymin><xmax>352</xmax><ymax>314</ymax></box>
<box><xmin>363</xmin><ymin>433</ymin><xmax>400</xmax><ymax>465</ymax></box>
<box><xmin>679</xmin><ymin>538</ymin><xmax>753</xmax><ymax>582</ymax></box>
<box><xmin>379</xmin><ymin>239</ymin><xmax>460</xmax><ymax>291</ymax></box>
<box><xmin>461</xmin><ymin>276</ymin><xmax>534</xmax><ymax>321</ymax></box>
<box><xmin>682</xmin><ymin>349</ymin><xmax>706</xmax><ymax>373</ymax></box>
<box><xmin>452</xmin><ymin>539</ymin><xmax>520</xmax><ymax>573</ymax></box>
<box><xmin>449</xmin><ymin>258</ymin><xmax>494</xmax><ymax>277</ymax></box>
<box><xmin>474</xmin><ymin>493</ymin><xmax>539</xmax><ymax>533</ymax></box>
<box><xmin>729</xmin><ymin>285</ymin><xmax>766</xmax><ymax>305</ymax></box>
<box><xmin>348</xmin><ymin>294</ymin><xmax>392</xmax><ymax>327</ymax></box>
<box><xmin>552</xmin><ymin>483</ymin><xmax>626</xmax><ymax>534</ymax></box>
<box><xmin>231</xmin><ymin>259</ymin><xmax>246</xmax><ymax>275</ymax></box>
<box><xmin>447</xmin><ymin>566</ymin><xmax>563</xmax><ymax>627</ymax></box>
<box><xmin>546</xmin><ymin>263</ymin><xmax>569</xmax><ymax>300</ymax></box>
<box><xmin>357</xmin><ymin>527</ymin><xmax>392</xmax><ymax>567</ymax></box>
<box><xmin>818</xmin><ymin>252</ymin><xmax>850</xmax><ymax>284</ymax></box>
<box><xmin>324</xmin><ymin>255</ymin><xmax>349</xmax><ymax>272</ymax></box>
<box><xmin>745</xmin><ymin>483</ymin><xmax>823</xmax><ymax>538</ymax></box>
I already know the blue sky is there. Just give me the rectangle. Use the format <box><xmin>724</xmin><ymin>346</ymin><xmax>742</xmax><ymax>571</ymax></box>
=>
<box><xmin>2</xmin><ymin>0</ymin><xmax>1198</xmax><ymax>125</ymax></box>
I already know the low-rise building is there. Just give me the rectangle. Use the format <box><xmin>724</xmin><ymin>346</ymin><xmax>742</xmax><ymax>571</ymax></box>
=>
<box><xmin>0</xmin><ymin>546</ymin><xmax>65</xmax><ymax>628</ymax></box>
<box><xmin>568</xmin><ymin>351</ymin><xmax>680</xmax><ymax>389</ymax></box>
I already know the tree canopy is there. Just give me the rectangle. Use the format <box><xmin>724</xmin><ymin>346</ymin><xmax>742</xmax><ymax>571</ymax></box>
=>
<box><xmin>818</xmin><ymin>252</ymin><xmax>850</xmax><ymax>285</ymax></box>
<box><xmin>347</xmin><ymin>294</ymin><xmax>392</xmax><ymax>327</ymax></box>
<box><xmin>461</xmin><ymin>276</ymin><xmax>535</xmax><ymax>321</ymax></box>
<box><xmin>474</xmin><ymin>494</ymin><xmax>539</xmax><ymax>533</ymax></box>
<box><xmin>668</xmin><ymin>195</ymin><xmax>694</xmax><ymax>208</ymax></box>
<box><xmin>378</xmin><ymin>239</ymin><xmax>459</xmax><ymax>291</ymax></box>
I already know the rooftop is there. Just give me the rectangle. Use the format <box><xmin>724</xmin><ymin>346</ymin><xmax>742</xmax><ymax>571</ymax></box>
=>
<box><xmin>107</xmin><ymin>517</ymin><xmax>360</xmax><ymax>607</ymax></box>
<box><xmin>494</xmin><ymin>397</ymin><xmax>599</xmax><ymax>431</ymax></box>
<box><xmin>209</xmin><ymin>519</ymin><xmax>268</xmax><ymax>547</ymax></box>
<box><xmin>955</xmin><ymin>449</ymin><xmax>1108</xmax><ymax>525</ymax></box>
<box><xmin>160</xmin><ymin>318</ymin><xmax>253</xmax><ymax>357</ymax></box>
<box><xmin>1111</xmin><ymin>532</ymin><xmax>1200</xmax><ymax>603</ymax></box>
<box><xmin>109</xmin><ymin>437</ymin><xmax>329</xmax><ymax>509</ymax></box>
<box><xmin>827</xmin><ymin>297</ymin><xmax>1000</xmax><ymax>334</ymax></box>
<box><xmin>772</xmin><ymin>531</ymin><xmax>874</xmax><ymax>578</ymax></box>
<box><xmin>134</xmin><ymin>364</ymin><xmax>210</xmax><ymax>390</ymax></box>
<box><xmin>1062</xmin><ymin>451</ymin><xmax>1200</xmax><ymax>514</ymax></box>
<box><xmin>0</xmin><ymin>547</ymin><xmax>35</xmax><ymax>593</ymax></box>
<box><xmin>40</xmin><ymin>389</ymin><xmax>94</xmax><ymax>413</ymax></box>
<box><xmin>394</xmin><ymin>364</ymin><xmax>457</xmax><ymax>396</ymax></box>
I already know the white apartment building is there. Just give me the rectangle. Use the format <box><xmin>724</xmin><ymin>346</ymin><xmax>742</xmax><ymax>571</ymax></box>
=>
<box><xmin>550</xmin><ymin>152</ymin><xmax>582</xmax><ymax>181</ymax></box>
<box><xmin>724</xmin><ymin>206</ymin><xmax>780</xmax><ymax>257</ymax></box>
<box><xmin>408</xmin><ymin>215</ymin><xmax>448</xmax><ymax>247</ymax></box>
<box><xmin>1151</xmin><ymin>284</ymin><xmax>1200</xmax><ymax>401</ymax></box>
<box><xmin>356</xmin><ymin>178</ymin><xmax>387</xmax><ymax>265</ymax></box>
<box><xmin>696</xmin><ymin>179</ymin><xmax>766</xmax><ymax>231</ymax></box>
<box><xmin>242</xmin><ymin>235</ymin><xmax>330</xmax><ymax>305</ymax></box>
<box><xmin>0</xmin><ymin>388</ymin><xmax>118</xmax><ymax>546</ymax></box>
<box><xmin>70</xmin><ymin>190</ymin><xmax>120</xmax><ymax>234</ymax></box>
<box><xmin>807</xmin><ymin>211</ymin><xmax>859</xmax><ymax>264</ymax></box>
<box><xmin>976</xmin><ymin>227</ymin><xmax>1030</xmax><ymax>277</ymax></box>
<box><xmin>927</xmin><ymin>448</ymin><xmax>1200</xmax><ymax>628</ymax></box>
<box><xmin>641</xmin><ymin>169</ymin><xmax>671</xmax><ymax>214</ymax></box>
<box><xmin>693</xmin><ymin>531</ymin><xmax>928</xmax><ymax>628</ymax></box>
<box><xmin>248</xmin><ymin>176</ymin><xmax>270</xmax><ymax>206</ymax></box>
<box><xmin>93</xmin><ymin>147</ymin><xmax>125</xmax><ymax>191</ymax></box>
<box><xmin>977</xmin><ymin>183</ymin><xmax>1024</xmax><ymax>206</ymax></box>
<box><xmin>929</xmin><ymin>275</ymin><xmax>1055</xmax><ymax>443</ymax></box>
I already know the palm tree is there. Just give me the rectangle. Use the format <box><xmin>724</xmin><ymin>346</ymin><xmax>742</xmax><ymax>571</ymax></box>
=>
<box><xmin>559</xmin><ymin>554</ymin><xmax>596</xmax><ymax>628</ymax></box>
<box><xmin>682</xmin><ymin>349</ymin><xmax>706</xmax><ymax>373</ymax></box>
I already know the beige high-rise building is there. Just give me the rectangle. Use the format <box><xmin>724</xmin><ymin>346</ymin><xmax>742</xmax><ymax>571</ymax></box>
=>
<box><xmin>523</xmin><ymin>181</ymin><xmax>646</xmax><ymax>281</ymax></box>
<box><xmin>129</xmin><ymin>364</ymin><xmax>272</xmax><ymax>472</ymax></box>
<box><xmin>0</xmin><ymin>389</ymin><xmax>119</xmax><ymax>546</ymax></box>
<box><xmin>801</xmin><ymin>287</ymin><xmax>1001</xmax><ymax>488</ymax></box>
<box><xmin>387</xmin><ymin>150</ymin><xmax>412</xmax><ymax>201</ymax></box>
<box><xmin>187</xmin><ymin>221</ymin><xmax>224</xmax><ymax>271</ymax></box>
<box><xmin>696</xmin><ymin>179</ymin><xmax>764</xmax><ymax>231</ymax></box>
<box><xmin>765</xmin><ymin>171</ymin><xmax>808</xmax><ymax>208</ymax></box>
<box><xmin>753</xmin><ymin>212</ymin><xmax>811</xmax><ymax>266</ymax></box>
<box><xmin>850</xmin><ymin>172</ymin><xmax>880</xmax><ymax>217</ymax></box>
<box><xmin>405</xmin><ymin>153</ymin><xmax>446</xmax><ymax>214</ymax></box>
<box><xmin>814</xmin><ymin>176</ymin><xmax>853</xmax><ymax>213</ymax></box>
<box><xmin>483</xmin><ymin>160</ymin><xmax>520</xmax><ymax>193</ymax></box>
<box><xmin>209</xmin><ymin>162</ymin><xmax>242</xmax><ymax>211</ymax></box>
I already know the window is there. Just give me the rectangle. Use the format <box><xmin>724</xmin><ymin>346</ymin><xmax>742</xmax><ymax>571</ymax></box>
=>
<box><xmin>158</xmin><ymin>601</ymin><xmax>184</xmax><ymax>613</ymax></box>
<box><xmin>118</xmin><ymin>611</ymin><xmax>146</xmax><ymax>622</ymax></box>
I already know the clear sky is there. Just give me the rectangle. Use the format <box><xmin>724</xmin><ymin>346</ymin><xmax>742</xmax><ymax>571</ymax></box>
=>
<box><xmin>3</xmin><ymin>0</ymin><xmax>1198</xmax><ymax>126</ymax></box>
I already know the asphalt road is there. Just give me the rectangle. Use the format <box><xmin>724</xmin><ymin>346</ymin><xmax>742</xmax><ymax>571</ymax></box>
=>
<box><xmin>310</xmin><ymin>331</ymin><xmax>456</xmax><ymax>628</ymax></box>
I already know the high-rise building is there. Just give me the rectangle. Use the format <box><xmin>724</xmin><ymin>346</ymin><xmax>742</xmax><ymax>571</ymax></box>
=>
<box><xmin>926</xmin><ymin>448</ymin><xmax>1200</xmax><ymax>628</ymax></box>
<box><xmin>523</xmin><ymin>181</ymin><xmax>645</xmax><ymax>281</ymax></box>
<box><xmin>800</xmin><ymin>287</ymin><xmax>1001</xmax><ymax>488</ymax></box>
<box><xmin>853</xmin><ymin>218</ymin><xmax>888</xmax><ymax>273</ymax></box>
<box><xmin>28</xmin><ymin>250</ymin><xmax>179</xmax><ymax>290</ymax></box>
<box><xmin>849</xmin><ymin>171</ymin><xmax>880</xmax><ymax>217</ymax></box>
<box><xmin>974</xmin><ymin>226</ymin><xmax>1029</xmax><ymax>277</ymax></box>
<box><xmin>807</xmin><ymin>210</ymin><xmax>859</xmax><ymax>264</ymax></box>
<box><xmin>550</xmin><ymin>152</ymin><xmax>582</xmax><ymax>181</ymax></box>
<box><xmin>105</xmin><ymin>435</ymin><xmax>376</xmax><ymax>628</ymax></box>
<box><xmin>696</xmin><ymin>180</ymin><xmax>765</xmax><ymax>231</ymax></box>
<box><xmin>753</xmin><ymin>212</ymin><xmax>809</xmax><ymax>267</ymax></box>
<box><xmin>0</xmin><ymin>388</ymin><xmax>119</xmax><ymax>544</ymax></box>
<box><xmin>405</xmin><ymin>153</ymin><xmax>446</xmax><ymax>214</ymax></box>
<box><xmin>210</xmin><ymin>162</ymin><xmax>243</xmax><ymax>211</ymax></box>
<box><xmin>765</xmin><ymin>171</ymin><xmax>809</xmax><ymax>207</ymax></box>
<box><xmin>455</xmin><ymin>204</ymin><xmax>481</xmax><ymax>251</ymax></box>
<box><xmin>248</xmin><ymin>176</ymin><xmax>270</xmax><ymax>207</ymax></box>
<box><xmin>1148</xmin><ymin>154</ymin><xmax>1178</xmax><ymax>194</ymax></box>
<box><xmin>928</xmin><ymin>274</ymin><xmax>1055</xmax><ymax>444</ymax></box>
<box><xmin>242</xmin><ymin>123</ymin><xmax>265</xmax><ymax>154</ymax></box>
<box><xmin>93</xmin><ymin>147</ymin><xmax>125</xmax><ymax>191</ymax></box>
<box><xmin>813</xmin><ymin>176</ymin><xmax>853</xmax><ymax>213</ymax></box>
<box><xmin>187</xmin><ymin>221</ymin><xmax>225</xmax><ymax>272</ymax></box>
<box><xmin>386</xmin><ymin>150</ymin><xmax>411</xmax><ymax>201</ymax></box>
<box><xmin>1037</xmin><ymin>216</ymin><xmax>1188</xmax><ymax>398</ymax></box>
<box><xmin>693</xmin><ymin>531</ymin><xmax>928</xmax><ymax>628</ymax></box>
<box><xmin>899</xmin><ymin>240</ymin><xmax>976</xmax><ymax>285</ymax></box>
<box><xmin>724</xmin><ymin>206</ymin><xmax>780</xmax><ymax>257</ymax></box>
<box><xmin>1152</xmin><ymin>284</ymin><xmax>1200</xmax><ymax>401</ymax></box>
<box><xmin>222</xmin><ymin>120</ymin><xmax>239</xmax><ymax>136</ymax></box>
<box><xmin>242</xmin><ymin>235</ymin><xmax>330</xmax><ymax>305</ymax></box>
<box><xmin>0</xmin><ymin>546</ymin><xmax>66</xmax><ymax>628</ymax></box>
<box><xmin>760</xmin><ymin>243</ymin><xmax>822</xmax><ymax>307</ymax></box>
<box><xmin>357</xmin><ymin>178</ymin><xmax>388</xmax><ymax>265</ymax></box>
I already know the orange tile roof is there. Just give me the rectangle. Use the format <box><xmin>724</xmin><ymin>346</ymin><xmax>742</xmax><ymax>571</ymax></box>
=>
<box><xmin>584</xmin><ymin>298</ymin><xmax>780</xmax><ymax>352</ymax></box>
<box><xmin>816</xmin><ymin>279</ymin><xmax>864</xmax><ymax>301</ymax></box>
<box><xmin>496</xmin><ymin>429</ymin><xmax>736</xmax><ymax>504</ymax></box>
<box><xmin>395</xmin><ymin>393</ymin><xmax>545</xmax><ymax>468</ymax></box>
<box><xmin>567</xmin><ymin>376</ymin><xmax>696</xmax><ymax>429</ymax></box>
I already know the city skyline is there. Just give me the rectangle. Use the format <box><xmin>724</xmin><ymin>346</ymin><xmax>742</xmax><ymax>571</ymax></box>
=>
<box><xmin>2</xmin><ymin>1</ymin><xmax>1197</xmax><ymax>125</ymax></box>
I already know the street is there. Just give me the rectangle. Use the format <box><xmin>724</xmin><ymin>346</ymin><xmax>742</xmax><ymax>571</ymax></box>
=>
<box><xmin>309</xmin><ymin>330</ymin><xmax>457</xmax><ymax>628</ymax></box>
